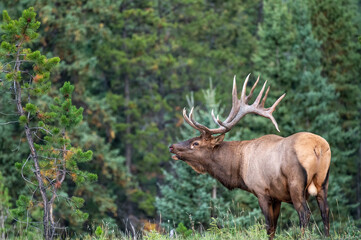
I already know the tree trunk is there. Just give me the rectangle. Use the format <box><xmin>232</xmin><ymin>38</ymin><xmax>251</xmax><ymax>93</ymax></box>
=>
<box><xmin>14</xmin><ymin>52</ymin><xmax>53</xmax><ymax>239</ymax></box>
<box><xmin>124</xmin><ymin>75</ymin><xmax>132</xmax><ymax>173</ymax></box>
<box><xmin>212</xmin><ymin>184</ymin><xmax>217</xmax><ymax>199</ymax></box>
<box><xmin>17</xmin><ymin>92</ymin><xmax>53</xmax><ymax>239</ymax></box>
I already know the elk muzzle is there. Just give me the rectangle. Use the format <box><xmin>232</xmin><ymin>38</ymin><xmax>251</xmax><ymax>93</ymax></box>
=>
<box><xmin>169</xmin><ymin>144</ymin><xmax>180</xmax><ymax>160</ymax></box>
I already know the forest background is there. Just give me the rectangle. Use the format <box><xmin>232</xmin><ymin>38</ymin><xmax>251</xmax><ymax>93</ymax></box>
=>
<box><xmin>0</xmin><ymin>0</ymin><xmax>360</xmax><ymax>238</ymax></box>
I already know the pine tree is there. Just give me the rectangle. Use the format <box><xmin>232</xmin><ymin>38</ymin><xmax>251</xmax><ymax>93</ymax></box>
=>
<box><xmin>0</xmin><ymin>1</ymin><xmax>134</xmax><ymax>230</ymax></box>
<box><xmin>249</xmin><ymin>0</ymin><xmax>297</xmax><ymax>140</ymax></box>
<box><xmin>0</xmin><ymin>8</ymin><xmax>95</xmax><ymax>239</ymax></box>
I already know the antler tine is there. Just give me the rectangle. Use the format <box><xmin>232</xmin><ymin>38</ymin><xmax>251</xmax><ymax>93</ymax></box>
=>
<box><xmin>184</xmin><ymin>107</ymin><xmax>227</xmax><ymax>136</ymax></box>
<box><xmin>252</xmin><ymin>80</ymin><xmax>268</xmax><ymax>106</ymax></box>
<box><xmin>261</xmin><ymin>86</ymin><xmax>270</xmax><ymax>108</ymax></box>
<box><xmin>270</xmin><ymin>93</ymin><xmax>286</xmax><ymax>112</ymax></box>
<box><xmin>269</xmin><ymin>115</ymin><xmax>280</xmax><ymax>132</ymax></box>
<box><xmin>183</xmin><ymin>107</ymin><xmax>198</xmax><ymax>130</ymax></box>
<box><xmin>224</xmin><ymin>75</ymin><xmax>241</xmax><ymax>123</ymax></box>
<box><xmin>212</xmin><ymin>109</ymin><xmax>230</xmax><ymax>130</ymax></box>
<box><xmin>189</xmin><ymin>107</ymin><xmax>213</xmax><ymax>134</ymax></box>
<box><xmin>232</xmin><ymin>75</ymin><xmax>238</xmax><ymax>107</ymax></box>
<box><xmin>241</xmin><ymin>73</ymin><xmax>251</xmax><ymax>102</ymax></box>
<box><xmin>181</xmin><ymin>74</ymin><xmax>285</xmax><ymax>136</ymax></box>
<box><xmin>183</xmin><ymin>107</ymin><xmax>211</xmax><ymax>134</ymax></box>
<box><xmin>224</xmin><ymin>75</ymin><xmax>285</xmax><ymax>132</ymax></box>
<box><xmin>246</xmin><ymin>75</ymin><xmax>260</xmax><ymax>103</ymax></box>
<box><xmin>252</xmin><ymin>92</ymin><xmax>286</xmax><ymax>132</ymax></box>
<box><xmin>211</xmin><ymin>110</ymin><xmax>221</xmax><ymax>127</ymax></box>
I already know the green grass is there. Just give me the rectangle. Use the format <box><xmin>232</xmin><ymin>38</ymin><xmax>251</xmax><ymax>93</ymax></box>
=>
<box><xmin>74</xmin><ymin>219</ymin><xmax>360</xmax><ymax>240</ymax></box>
<box><xmin>144</xmin><ymin>222</ymin><xmax>360</xmax><ymax>240</ymax></box>
<box><xmin>2</xmin><ymin>216</ymin><xmax>360</xmax><ymax>239</ymax></box>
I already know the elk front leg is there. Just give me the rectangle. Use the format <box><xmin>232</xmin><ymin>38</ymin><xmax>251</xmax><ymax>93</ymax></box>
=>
<box><xmin>272</xmin><ymin>200</ymin><xmax>281</xmax><ymax>233</ymax></box>
<box><xmin>258</xmin><ymin>196</ymin><xmax>280</xmax><ymax>240</ymax></box>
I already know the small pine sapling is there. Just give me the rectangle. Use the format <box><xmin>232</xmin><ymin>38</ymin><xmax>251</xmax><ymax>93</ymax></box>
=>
<box><xmin>0</xmin><ymin>7</ymin><xmax>96</xmax><ymax>239</ymax></box>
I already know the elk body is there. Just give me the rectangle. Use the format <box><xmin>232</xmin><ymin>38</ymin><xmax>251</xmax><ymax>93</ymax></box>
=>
<box><xmin>169</xmin><ymin>74</ymin><xmax>331</xmax><ymax>239</ymax></box>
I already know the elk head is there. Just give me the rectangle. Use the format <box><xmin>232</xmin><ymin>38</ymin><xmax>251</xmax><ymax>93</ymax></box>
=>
<box><xmin>169</xmin><ymin>74</ymin><xmax>286</xmax><ymax>172</ymax></box>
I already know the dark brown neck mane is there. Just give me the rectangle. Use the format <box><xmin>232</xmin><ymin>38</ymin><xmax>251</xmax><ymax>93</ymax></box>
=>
<box><xmin>206</xmin><ymin>142</ymin><xmax>250</xmax><ymax>191</ymax></box>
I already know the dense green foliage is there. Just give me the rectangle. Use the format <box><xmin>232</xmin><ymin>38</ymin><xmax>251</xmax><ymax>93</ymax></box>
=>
<box><xmin>0</xmin><ymin>7</ymin><xmax>95</xmax><ymax>238</ymax></box>
<box><xmin>0</xmin><ymin>0</ymin><xmax>360</xmax><ymax>238</ymax></box>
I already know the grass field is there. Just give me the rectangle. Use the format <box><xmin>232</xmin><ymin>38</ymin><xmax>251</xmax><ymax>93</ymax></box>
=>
<box><xmin>3</xmin><ymin>211</ymin><xmax>361</xmax><ymax>239</ymax></box>
<box><xmin>81</xmin><ymin>219</ymin><xmax>361</xmax><ymax>240</ymax></box>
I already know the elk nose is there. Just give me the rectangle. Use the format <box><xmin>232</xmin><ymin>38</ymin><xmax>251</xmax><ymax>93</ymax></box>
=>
<box><xmin>169</xmin><ymin>145</ymin><xmax>174</xmax><ymax>152</ymax></box>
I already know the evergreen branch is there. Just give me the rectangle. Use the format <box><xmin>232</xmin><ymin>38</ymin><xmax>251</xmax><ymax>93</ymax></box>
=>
<box><xmin>4</xmin><ymin>60</ymin><xmax>33</xmax><ymax>64</ymax></box>
<box><xmin>10</xmin><ymin>216</ymin><xmax>43</xmax><ymax>227</ymax></box>
<box><xmin>0</xmin><ymin>111</ymin><xmax>18</xmax><ymax>116</ymax></box>
<box><xmin>30</xmin><ymin>127</ymin><xmax>53</xmax><ymax>135</ymax></box>
<box><xmin>22</xmin><ymin>155</ymin><xmax>37</xmax><ymax>186</ymax></box>
<box><xmin>0</xmin><ymin>120</ymin><xmax>19</xmax><ymax>125</ymax></box>
<box><xmin>6</xmin><ymin>53</ymin><xmax>26</xmax><ymax>57</ymax></box>
<box><xmin>33</xmin><ymin>132</ymin><xmax>50</xmax><ymax>143</ymax></box>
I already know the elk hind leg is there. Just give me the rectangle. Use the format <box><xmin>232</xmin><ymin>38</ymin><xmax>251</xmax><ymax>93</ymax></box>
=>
<box><xmin>289</xmin><ymin>180</ymin><xmax>311</xmax><ymax>232</ymax></box>
<box><xmin>316</xmin><ymin>170</ymin><xmax>330</xmax><ymax>236</ymax></box>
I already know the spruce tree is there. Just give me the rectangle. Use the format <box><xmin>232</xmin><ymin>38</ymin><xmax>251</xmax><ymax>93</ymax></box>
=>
<box><xmin>95</xmin><ymin>1</ymin><xmax>177</xmax><ymax>218</ymax></box>
<box><xmin>249</xmin><ymin>0</ymin><xmax>296</xmax><ymax>140</ymax></box>
<box><xmin>0</xmin><ymin>8</ymin><xmax>95</xmax><ymax>239</ymax></box>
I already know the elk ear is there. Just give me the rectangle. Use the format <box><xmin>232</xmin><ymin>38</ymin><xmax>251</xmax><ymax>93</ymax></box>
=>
<box><xmin>211</xmin><ymin>134</ymin><xmax>225</xmax><ymax>146</ymax></box>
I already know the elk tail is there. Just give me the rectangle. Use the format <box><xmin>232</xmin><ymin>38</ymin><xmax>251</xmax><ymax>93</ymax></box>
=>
<box><xmin>308</xmin><ymin>181</ymin><xmax>318</xmax><ymax>196</ymax></box>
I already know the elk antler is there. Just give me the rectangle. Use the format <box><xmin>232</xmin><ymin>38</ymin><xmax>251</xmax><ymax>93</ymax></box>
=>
<box><xmin>182</xmin><ymin>74</ymin><xmax>286</xmax><ymax>136</ymax></box>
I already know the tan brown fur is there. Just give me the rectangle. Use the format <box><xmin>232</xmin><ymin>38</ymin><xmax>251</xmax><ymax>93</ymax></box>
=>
<box><xmin>293</xmin><ymin>133</ymin><xmax>331</xmax><ymax>192</ymax></box>
<box><xmin>170</xmin><ymin>132</ymin><xmax>331</xmax><ymax>239</ymax></box>
<box><xmin>171</xmin><ymin>75</ymin><xmax>331</xmax><ymax>239</ymax></box>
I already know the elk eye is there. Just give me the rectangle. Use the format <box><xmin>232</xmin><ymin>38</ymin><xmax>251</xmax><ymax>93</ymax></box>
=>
<box><xmin>193</xmin><ymin>142</ymin><xmax>199</xmax><ymax>146</ymax></box>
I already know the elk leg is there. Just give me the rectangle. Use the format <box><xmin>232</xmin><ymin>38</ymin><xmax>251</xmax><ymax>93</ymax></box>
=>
<box><xmin>272</xmin><ymin>200</ymin><xmax>281</xmax><ymax>232</ymax></box>
<box><xmin>258</xmin><ymin>196</ymin><xmax>278</xmax><ymax>240</ymax></box>
<box><xmin>316</xmin><ymin>188</ymin><xmax>329</xmax><ymax>236</ymax></box>
<box><xmin>288</xmin><ymin>163</ymin><xmax>311</xmax><ymax>234</ymax></box>
<box><xmin>290</xmin><ymin>188</ymin><xmax>311</xmax><ymax>233</ymax></box>
<box><xmin>316</xmin><ymin>173</ymin><xmax>330</xmax><ymax>237</ymax></box>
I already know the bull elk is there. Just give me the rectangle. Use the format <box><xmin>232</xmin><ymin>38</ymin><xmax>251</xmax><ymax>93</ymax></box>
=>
<box><xmin>169</xmin><ymin>74</ymin><xmax>331</xmax><ymax>239</ymax></box>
